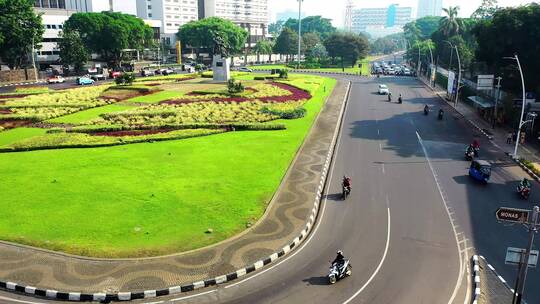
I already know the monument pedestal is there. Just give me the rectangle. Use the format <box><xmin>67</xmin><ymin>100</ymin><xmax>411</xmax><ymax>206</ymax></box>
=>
<box><xmin>212</xmin><ymin>55</ymin><xmax>230</xmax><ymax>82</ymax></box>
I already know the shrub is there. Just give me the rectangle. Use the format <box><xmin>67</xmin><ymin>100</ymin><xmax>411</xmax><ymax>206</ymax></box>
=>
<box><xmin>115</xmin><ymin>73</ymin><xmax>136</xmax><ymax>86</ymax></box>
<box><xmin>261</xmin><ymin>106</ymin><xmax>306</xmax><ymax>119</ymax></box>
<box><xmin>279</xmin><ymin>70</ymin><xmax>289</xmax><ymax>79</ymax></box>
<box><xmin>227</xmin><ymin>78</ymin><xmax>245</xmax><ymax>94</ymax></box>
<box><xmin>254</xmin><ymin>76</ymin><xmax>266</xmax><ymax>81</ymax></box>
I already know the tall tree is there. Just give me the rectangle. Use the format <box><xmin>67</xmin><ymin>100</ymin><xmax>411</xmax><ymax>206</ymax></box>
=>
<box><xmin>283</xmin><ymin>16</ymin><xmax>336</xmax><ymax>39</ymax></box>
<box><xmin>0</xmin><ymin>0</ymin><xmax>44</xmax><ymax>69</ymax></box>
<box><xmin>471</xmin><ymin>0</ymin><xmax>499</xmax><ymax>19</ymax></box>
<box><xmin>439</xmin><ymin>6</ymin><xmax>464</xmax><ymax>37</ymax></box>
<box><xmin>64</xmin><ymin>12</ymin><xmax>154</xmax><ymax>67</ymax></box>
<box><xmin>324</xmin><ymin>32</ymin><xmax>369</xmax><ymax>70</ymax></box>
<box><xmin>273</xmin><ymin>28</ymin><xmax>298</xmax><ymax>61</ymax></box>
<box><xmin>302</xmin><ymin>32</ymin><xmax>320</xmax><ymax>57</ymax></box>
<box><xmin>268</xmin><ymin>20</ymin><xmax>284</xmax><ymax>35</ymax></box>
<box><xmin>310</xmin><ymin>43</ymin><xmax>328</xmax><ymax>61</ymax></box>
<box><xmin>58</xmin><ymin>30</ymin><xmax>89</xmax><ymax>72</ymax></box>
<box><xmin>254</xmin><ymin>40</ymin><xmax>273</xmax><ymax>62</ymax></box>
<box><xmin>177</xmin><ymin>17</ymin><xmax>248</xmax><ymax>59</ymax></box>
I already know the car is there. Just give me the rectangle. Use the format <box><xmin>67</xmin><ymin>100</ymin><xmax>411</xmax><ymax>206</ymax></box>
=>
<box><xmin>161</xmin><ymin>68</ymin><xmax>176</xmax><ymax>75</ymax></box>
<box><xmin>378</xmin><ymin>84</ymin><xmax>389</xmax><ymax>95</ymax></box>
<box><xmin>109</xmin><ymin>71</ymin><xmax>123</xmax><ymax>79</ymax></box>
<box><xmin>141</xmin><ymin>69</ymin><xmax>155</xmax><ymax>77</ymax></box>
<box><xmin>76</xmin><ymin>77</ymin><xmax>94</xmax><ymax>85</ymax></box>
<box><xmin>403</xmin><ymin>68</ymin><xmax>412</xmax><ymax>76</ymax></box>
<box><xmin>47</xmin><ymin>75</ymin><xmax>65</xmax><ymax>84</ymax></box>
<box><xmin>90</xmin><ymin>73</ymin><xmax>107</xmax><ymax>81</ymax></box>
<box><xmin>238</xmin><ymin>67</ymin><xmax>253</xmax><ymax>73</ymax></box>
<box><xmin>386</xmin><ymin>68</ymin><xmax>395</xmax><ymax>75</ymax></box>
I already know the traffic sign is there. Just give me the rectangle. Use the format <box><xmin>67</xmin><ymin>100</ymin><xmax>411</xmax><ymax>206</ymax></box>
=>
<box><xmin>496</xmin><ymin>207</ymin><xmax>530</xmax><ymax>223</ymax></box>
<box><xmin>477</xmin><ymin>75</ymin><xmax>494</xmax><ymax>91</ymax></box>
<box><xmin>505</xmin><ymin>247</ymin><xmax>539</xmax><ymax>268</ymax></box>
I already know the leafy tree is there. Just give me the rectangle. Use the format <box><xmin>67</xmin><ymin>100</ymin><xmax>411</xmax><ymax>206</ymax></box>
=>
<box><xmin>58</xmin><ymin>30</ymin><xmax>89</xmax><ymax>72</ymax></box>
<box><xmin>302</xmin><ymin>32</ymin><xmax>320</xmax><ymax>57</ymax></box>
<box><xmin>254</xmin><ymin>40</ymin><xmax>273</xmax><ymax>62</ymax></box>
<box><xmin>268</xmin><ymin>20</ymin><xmax>284</xmax><ymax>35</ymax></box>
<box><xmin>284</xmin><ymin>16</ymin><xmax>336</xmax><ymax>39</ymax></box>
<box><xmin>64</xmin><ymin>12</ymin><xmax>154</xmax><ymax>67</ymax></box>
<box><xmin>115</xmin><ymin>72</ymin><xmax>135</xmax><ymax>85</ymax></box>
<box><xmin>0</xmin><ymin>0</ymin><xmax>44</xmax><ymax>69</ymax></box>
<box><xmin>473</xmin><ymin>4</ymin><xmax>540</xmax><ymax>94</ymax></box>
<box><xmin>404</xmin><ymin>16</ymin><xmax>442</xmax><ymax>45</ymax></box>
<box><xmin>371</xmin><ymin>37</ymin><xmax>399</xmax><ymax>54</ymax></box>
<box><xmin>439</xmin><ymin>6</ymin><xmax>464</xmax><ymax>37</ymax></box>
<box><xmin>310</xmin><ymin>43</ymin><xmax>328</xmax><ymax>61</ymax></box>
<box><xmin>324</xmin><ymin>32</ymin><xmax>369</xmax><ymax>70</ymax></box>
<box><xmin>273</xmin><ymin>28</ymin><xmax>298</xmax><ymax>61</ymax></box>
<box><xmin>177</xmin><ymin>17</ymin><xmax>247</xmax><ymax>60</ymax></box>
<box><xmin>471</xmin><ymin>0</ymin><xmax>499</xmax><ymax>19</ymax></box>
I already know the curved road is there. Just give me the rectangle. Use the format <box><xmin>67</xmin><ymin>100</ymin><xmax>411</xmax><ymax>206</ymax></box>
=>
<box><xmin>3</xmin><ymin>63</ymin><xmax>540</xmax><ymax>303</ymax></box>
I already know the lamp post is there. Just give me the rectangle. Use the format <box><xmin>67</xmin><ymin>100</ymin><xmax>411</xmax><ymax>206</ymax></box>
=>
<box><xmin>443</xmin><ymin>40</ymin><xmax>461</xmax><ymax>107</ymax></box>
<box><xmin>297</xmin><ymin>0</ymin><xmax>303</xmax><ymax>69</ymax></box>
<box><xmin>505</xmin><ymin>54</ymin><xmax>527</xmax><ymax>159</ymax></box>
<box><xmin>427</xmin><ymin>43</ymin><xmax>434</xmax><ymax>88</ymax></box>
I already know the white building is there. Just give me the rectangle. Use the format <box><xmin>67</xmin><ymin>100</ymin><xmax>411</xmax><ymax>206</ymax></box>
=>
<box><xmin>200</xmin><ymin>0</ymin><xmax>269</xmax><ymax>47</ymax></box>
<box><xmin>417</xmin><ymin>0</ymin><xmax>443</xmax><ymax>18</ymax></box>
<box><xmin>136</xmin><ymin>0</ymin><xmax>198</xmax><ymax>45</ymax></box>
<box><xmin>351</xmin><ymin>4</ymin><xmax>412</xmax><ymax>37</ymax></box>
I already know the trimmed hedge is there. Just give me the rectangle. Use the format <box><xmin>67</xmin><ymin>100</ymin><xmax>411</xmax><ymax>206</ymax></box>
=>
<box><xmin>62</xmin><ymin>123</ymin><xmax>286</xmax><ymax>134</ymax></box>
<box><xmin>261</xmin><ymin>107</ymin><xmax>306</xmax><ymax>119</ymax></box>
<box><xmin>107</xmin><ymin>86</ymin><xmax>153</xmax><ymax>93</ymax></box>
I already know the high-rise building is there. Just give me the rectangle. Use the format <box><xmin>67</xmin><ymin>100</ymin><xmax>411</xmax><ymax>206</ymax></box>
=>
<box><xmin>136</xmin><ymin>0</ymin><xmax>198</xmax><ymax>46</ymax></box>
<box><xmin>351</xmin><ymin>4</ymin><xmax>412</xmax><ymax>38</ymax></box>
<box><xmin>200</xmin><ymin>0</ymin><xmax>269</xmax><ymax>47</ymax></box>
<box><xmin>417</xmin><ymin>0</ymin><xmax>443</xmax><ymax>18</ymax></box>
<box><xmin>35</xmin><ymin>0</ymin><xmax>136</xmax><ymax>14</ymax></box>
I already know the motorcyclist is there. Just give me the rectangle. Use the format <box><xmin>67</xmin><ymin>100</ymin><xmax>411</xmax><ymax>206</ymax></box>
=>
<box><xmin>342</xmin><ymin>176</ymin><xmax>351</xmax><ymax>191</ymax></box>
<box><xmin>466</xmin><ymin>144</ymin><xmax>475</xmax><ymax>155</ymax></box>
<box><xmin>387</xmin><ymin>92</ymin><xmax>392</xmax><ymax>102</ymax></box>
<box><xmin>398</xmin><ymin>94</ymin><xmax>403</xmax><ymax>104</ymax></box>
<box><xmin>332</xmin><ymin>250</ymin><xmax>346</xmax><ymax>266</ymax></box>
<box><xmin>424</xmin><ymin>104</ymin><xmax>429</xmax><ymax>114</ymax></box>
<box><xmin>472</xmin><ymin>139</ymin><xmax>480</xmax><ymax>156</ymax></box>
<box><xmin>438</xmin><ymin>108</ymin><xmax>444</xmax><ymax>119</ymax></box>
<box><xmin>520</xmin><ymin>178</ymin><xmax>531</xmax><ymax>190</ymax></box>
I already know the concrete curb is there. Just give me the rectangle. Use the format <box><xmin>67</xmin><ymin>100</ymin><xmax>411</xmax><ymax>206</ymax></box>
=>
<box><xmin>472</xmin><ymin>255</ymin><xmax>481</xmax><ymax>304</ymax></box>
<box><xmin>0</xmin><ymin>82</ymin><xmax>352</xmax><ymax>302</ymax></box>
<box><xmin>513</xmin><ymin>158</ymin><xmax>540</xmax><ymax>182</ymax></box>
<box><xmin>478</xmin><ymin>255</ymin><xmax>527</xmax><ymax>304</ymax></box>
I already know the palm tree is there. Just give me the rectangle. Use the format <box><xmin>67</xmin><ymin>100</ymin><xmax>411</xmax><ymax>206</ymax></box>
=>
<box><xmin>439</xmin><ymin>6</ymin><xmax>463</xmax><ymax>37</ymax></box>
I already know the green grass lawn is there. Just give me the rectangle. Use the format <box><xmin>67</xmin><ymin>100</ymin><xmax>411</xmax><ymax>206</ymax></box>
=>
<box><xmin>0</xmin><ymin>128</ymin><xmax>47</xmax><ymax>146</ymax></box>
<box><xmin>0</xmin><ymin>75</ymin><xmax>336</xmax><ymax>257</ymax></box>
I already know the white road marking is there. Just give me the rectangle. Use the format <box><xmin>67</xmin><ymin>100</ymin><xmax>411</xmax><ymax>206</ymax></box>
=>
<box><xmin>171</xmin><ymin>290</ymin><xmax>216</xmax><ymax>302</ymax></box>
<box><xmin>381</xmin><ymin>163</ymin><xmax>385</xmax><ymax>174</ymax></box>
<box><xmin>415</xmin><ymin>131</ymin><xmax>467</xmax><ymax>304</ymax></box>
<box><xmin>377</xmin><ymin>129</ymin><xmax>380</xmax><ymax>136</ymax></box>
<box><xmin>341</xmin><ymin>207</ymin><xmax>391</xmax><ymax>304</ymax></box>
<box><xmin>379</xmin><ymin>143</ymin><xmax>382</xmax><ymax>152</ymax></box>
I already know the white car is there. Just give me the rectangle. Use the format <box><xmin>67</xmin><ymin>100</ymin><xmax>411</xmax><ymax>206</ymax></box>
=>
<box><xmin>238</xmin><ymin>67</ymin><xmax>253</xmax><ymax>72</ymax></box>
<box><xmin>47</xmin><ymin>75</ymin><xmax>65</xmax><ymax>84</ymax></box>
<box><xmin>378</xmin><ymin>84</ymin><xmax>389</xmax><ymax>95</ymax></box>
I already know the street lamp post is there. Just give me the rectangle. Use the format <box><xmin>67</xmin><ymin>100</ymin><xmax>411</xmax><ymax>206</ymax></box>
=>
<box><xmin>505</xmin><ymin>54</ymin><xmax>527</xmax><ymax>159</ymax></box>
<box><xmin>297</xmin><ymin>0</ymin><xmax>303</xmax><ymax>69</ymax></box>
<box><xmin>443</xmin><ymin>41</ymin><xmax>461</xmax><ymax>107</ymax></box>
<box><xmin>426</xmin><ymin>44</ymin><xmax>434</xmax><ymax>88</ymax></box>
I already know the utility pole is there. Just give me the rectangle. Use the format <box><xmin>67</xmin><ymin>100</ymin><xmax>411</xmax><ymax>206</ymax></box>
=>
<box><xmin>492</xmin><ymin>76</ymin><xmax>502</xmax><ymax>129</ymax></box>
<box><xmin>504</xmin><ymin>54</ymin><xmax>527</xmax><ymax>159</ymax></box>
<box><xmin>31</xmin><ymin>36</ymin><xmax>38</xmax><ymax>82</ymax></box>
<box><xmin>297</xmin><ymin>0</ymin><xmax>303</xmax><ymax>69</ymax></box>
<box><xmin>514</xmin><ymin>206</ymin><xmax>539</xmax><ymax>304</ymax></box>
<box><xmin>454</xmin><ymin>45</ymin><xmax>462</xmax><ymax>108</ymax></box>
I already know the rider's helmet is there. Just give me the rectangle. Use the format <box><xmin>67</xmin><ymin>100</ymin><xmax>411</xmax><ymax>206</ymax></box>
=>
<box><xmin>337</xmin><ymin>250</ymin><xmax>343</xmax><ymax>255</ymax></box>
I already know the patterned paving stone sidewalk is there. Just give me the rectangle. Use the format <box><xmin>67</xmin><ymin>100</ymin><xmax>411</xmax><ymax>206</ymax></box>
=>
<box><xmin>0</xmin><ymin>80</ymin><xmax>349</xmax><ymax>294</ymax></box>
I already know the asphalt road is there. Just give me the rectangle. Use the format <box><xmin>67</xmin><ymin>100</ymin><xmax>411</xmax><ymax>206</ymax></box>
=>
<box><xmin>2</xmin><ymin>57</ymin><xmax>540</xmax><ymax>303</ymax></box>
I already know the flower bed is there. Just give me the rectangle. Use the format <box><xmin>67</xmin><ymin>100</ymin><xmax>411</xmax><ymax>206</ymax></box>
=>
<box><xmin>92</xmin><ymin>129</ymin><xmax>173</xmax><ymax>137</ymax></box>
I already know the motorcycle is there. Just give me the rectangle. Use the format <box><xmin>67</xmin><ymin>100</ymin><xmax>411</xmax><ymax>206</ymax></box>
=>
<box><xmin>328</xmin><ymin>260</ymin><xmax>352</xmax><ymax>284</ymax></box>
<box><xmin>342</xmin><ymin>185</ymin><xmax>351</xmax><ymax>200</ymax></box>
<box><xmin>438</xmin><ymin>110</ymin><xmax>444</xmax><ymax>120</ymax></box>
<box><xmin>465</xmin><ymin>148</ymin><xmax>475</xmax><ymax>161</ymax></box>
<box><xmin>424</xmin><ymin>107</ymin><xmax>429</xmax><ymax>115</ymax></box>
<box><xmin>517</xmin><ymin>184</ymin><xmax>531</xmax><ymax>199</ymax></box>
<box><xmin>398</xmin><ymin>97</ymin><xmax>403</xmax><ymax>104</ymax></box>
<box><xmin>473</xmin><ymin>147</ymin><xmax>480</xmax><ymax>157</ymax></box>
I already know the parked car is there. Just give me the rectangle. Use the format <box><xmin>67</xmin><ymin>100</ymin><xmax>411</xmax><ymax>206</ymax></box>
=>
<box><xmin>161</xmin><ymin>68</ymin><xmax>176</xmax><ymax>75</ymax></box>
<box><xmin>47</xmin><ymin>75</ymin><xmax>65</xmax><ymax>84</ymax></box>
<box><xmin>90</xmin><ymin>73</ymin><xmax>107</xmax><ymax>81</ymax></box>
<box><xmin>378</xmin><ymin>84</ymin><xmax>389</xmax><ymax>95</ymax></box>
<box><xmin>76</xmin><ymin>77</ymin><xmax>94</xmax><ymax>85</ymax></box>
<box><xmin>403</xmin><ymin>68</ymin><xmax>412</xmax><ymax>76</ymax></box>
<box><xmin>109</xmin><ymin>71</ymin><xmax>123</xmax><ymax>79</ymax></box>
<box><xmin>141</xmin><ymin>69</ymin><xmax>155</xmax><ymax>77</ymax></box>
<box><xmin>238</xmin><ymin>67</ymin><xmax>253</xmax><ymax>73</ymax></box>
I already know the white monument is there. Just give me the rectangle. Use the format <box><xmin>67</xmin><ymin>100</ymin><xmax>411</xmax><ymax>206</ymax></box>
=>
<box><xmin>212</xmin><ymin>55</ymin><xmax>230</xmax><ymax>82</ymax></box>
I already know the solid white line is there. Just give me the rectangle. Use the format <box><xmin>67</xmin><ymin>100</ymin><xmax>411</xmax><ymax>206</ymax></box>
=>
<box><xmin>381</xmin><ymin>163</ymin><xmax>385</xmax><ymax>174</ymax></box>
<box><xmin>170</xmin><ymin>290</ymin><xmax>216</xmax><ymax>302</ymax></box>
<box><xmin>415</xmin><ymin>131</ymin><xmax>466</xmax><ymax>304</ymax></box>
<box><xmin>379</xmin><ymin>143</ymin><xmax>382</xmax><ymax>152</ymax></box>
<box><xmin>341</xmin><ymin>207</ymin><xmax>391</xmax><ymax>304</ymax></box>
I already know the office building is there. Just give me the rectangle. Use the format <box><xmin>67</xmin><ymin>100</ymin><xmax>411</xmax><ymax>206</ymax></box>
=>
<box><xmin>200</xmin><ymin>0</ymin><xmax>269</xmax><ymax>47</ymax></box>
<box><xmin>35</xmin><ymin>0</ymin><xmax>136</xmax><ymax>14</ymax></box>
<box><xmin>417</xmin><ymin>0</ymin><xmax>443</xmax><ymax>18</ymax></box>
<box><xmin>351</xmin><ymin>4</ymin><xmax>412</xmax><ymax>37</ymax></box>
<box><xmin>137</xmin><ymin>0</ymin><xmax>198</xmax><ymax>46</ymax></box>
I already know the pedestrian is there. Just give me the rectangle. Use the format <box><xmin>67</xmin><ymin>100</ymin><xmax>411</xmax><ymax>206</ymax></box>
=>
<box><xmin>507</xmin><ymin>132</ymin><xmax>513</xmax><ymax>144</ymax></box>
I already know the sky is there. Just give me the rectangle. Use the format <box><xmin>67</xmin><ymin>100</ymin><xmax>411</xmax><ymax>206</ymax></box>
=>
<box><xmin>269</xmin><ymin>0</ymin><xmax>537</xmax><ymax>26</ymax></box>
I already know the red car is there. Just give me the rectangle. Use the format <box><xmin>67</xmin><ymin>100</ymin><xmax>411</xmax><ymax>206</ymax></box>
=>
<box><xmin>47</xmin><ymin>75</ymin><xmax>65</xmax><ymax>84</ymax></box>
<box><xmin>109</xmin><ymin>71</ymin><xmax>123</xmax><ymax>79</ymax></box>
